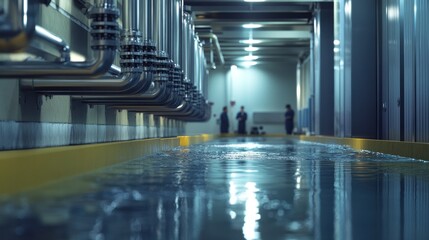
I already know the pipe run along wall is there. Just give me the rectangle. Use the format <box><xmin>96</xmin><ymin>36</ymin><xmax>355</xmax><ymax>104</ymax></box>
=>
<box><xmin>0</xmin><ymin>0</ymin><xmax>212</xmax><ymax>150</ymax></box>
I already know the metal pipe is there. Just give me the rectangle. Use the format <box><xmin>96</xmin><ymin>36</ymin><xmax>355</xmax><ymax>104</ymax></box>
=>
<box><xmin>198</xmin><ymin>33</ymin><xmax>225</xmax><ymax>65</ymax></box>
<box><xmin>123</xmin><ymin>0</ymin><xmax>139</xmax><ymax>33</ymax></box>
<box><xmin>19</xmin><ymin>0</ymin><xmax>152</xmax><ymax>95</ymax></box>
<box><xmin>141</xmin><ymin>0</ymin><xmax>152</xmax><ymax>41</ymax></box>
<box><xmin>182</xmin><ymin>13</ymin><xmax>190</xmax><ymax>82</ymax></box>
<box><xmin>0</xmin><ymin>0</ymin><xmax>38</xmax><ymax>52</ymax></box>
<box><xmin>0</xmin><ymin>1</ymin><xmax>119</xmax><ymax>78</ymax></box>
<box><xmin>21</xmin><ymin>71</ymin><xmax>151</xmax><ymax>94</ymax></box>
<box><xmin>153</xmin><ymin>0</ymin><xmax>168</xmax><ymax>53</ymax></box>
<box><xmin>76</xmin><ymin>83</ymin><xmax>170</xmax><ymax>104</ymax></box>
<box><xmin>2</xmin><ymin>50</ymin><xmax>116</xmax><ymax>77</ymax></box>
<box><xmin>175</xmin><ymin>0</ymin><xmax>183</xmax><ymax>66</ymax></box>
<box><xmin>33</xmin><ymin>25</ymin><xmax>69</xmax><ymax>62</ymax></box>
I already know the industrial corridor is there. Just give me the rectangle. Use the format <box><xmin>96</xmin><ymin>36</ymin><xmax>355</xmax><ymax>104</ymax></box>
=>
<box><xmin>2</xmin><ymin>0</ymin><xmax>429</xmax><ymax>239</ymax></box>
<box><xmin>1</xmin><ymin>137</ymin><xmax>429</xmax><ymax>239</ymax></box>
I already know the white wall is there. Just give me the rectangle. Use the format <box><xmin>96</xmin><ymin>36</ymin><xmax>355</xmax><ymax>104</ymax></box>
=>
<box><xmin>186</xmin><ymin>62</ymin><xmax>297</xmax><ymax>135</ymax></box>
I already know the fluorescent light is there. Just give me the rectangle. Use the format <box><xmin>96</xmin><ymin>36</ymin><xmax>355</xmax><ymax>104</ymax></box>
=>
<box><xmin>239</xmin><ymin>39</ymin><xmax>262</xmax><ymax>44</ymax></box>
<box><xmin>241</xmin><ymin>61</ymin><xmax>258</xmax><ymax>67</ymax></box>
<box><xmin>244</xmin><ymin>0</ymin><xmax>266</xmax><ymax>2</ymax></box>
<box><xmin>242</xmin><ymin>23</ymin><xmax>262</xmax><ymax>29</ymax></box>
<box><xmin>243</xmin><ymin>55</ymin><xmax>259</xmax><ymax>61</ymax></box>
<box><xmin>245</xmin><ymin>46</ymin><xmax>259</xmax><ymax>52</ymax></box>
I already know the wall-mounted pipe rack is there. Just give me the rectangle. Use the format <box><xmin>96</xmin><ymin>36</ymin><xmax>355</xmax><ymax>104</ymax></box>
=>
<box><xmin>0</xmin><ymin>0</ymin><xmax>211</xmax><ymax>122</ymax></box>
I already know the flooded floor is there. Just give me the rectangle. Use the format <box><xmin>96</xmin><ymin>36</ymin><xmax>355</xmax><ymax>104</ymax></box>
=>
<box><xmin>1</xmin><ymin>137</ymin><xmax>429</xmax><ymax>240</ymax></box>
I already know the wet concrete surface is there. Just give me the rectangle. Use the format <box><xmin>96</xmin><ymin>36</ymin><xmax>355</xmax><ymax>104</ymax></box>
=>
<box><xmin>1</xmin><ymin>137</ymin><xmax>429</xmax><ymax>240</ymax></box>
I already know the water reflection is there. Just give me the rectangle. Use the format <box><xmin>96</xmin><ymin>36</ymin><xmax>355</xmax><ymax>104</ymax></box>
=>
<box><xmin>1</xmin><ymin>138</ymin><xmax>429</xmax><ymax>239</ymax></box>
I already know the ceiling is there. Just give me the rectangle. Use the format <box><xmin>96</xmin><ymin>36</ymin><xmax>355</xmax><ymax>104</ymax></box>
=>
<box><xmin>184</xmin><ymin>0</ymin><xmax>331</xmax><ymax>68</ymax></box>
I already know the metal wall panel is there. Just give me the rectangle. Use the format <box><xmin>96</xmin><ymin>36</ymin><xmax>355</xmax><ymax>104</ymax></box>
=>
<box><xmin>333</xmin><ymin>0</ymin><xmax>378</xmax><ymax>139</ymax></box>
<box><xmin>415</xmin><ymin>0</ymin><xmax>429</xmax><ymax>142</ymax></box>
<box><xmin>381</xmin><ymin>0</ymin><xmax>402</xmax><ymax>140</ymax></box>
<box><xmin>0</xmin><ymin>121</ymin><xmax>178</xmax><ymax>150</ymax></box>
<box><xmin>313</xmin><ymin>4</ymin><xmax>334</xmax><ymax>136</ymax></box>
<box><xmin>296</xmin><ymin>56</ymin><xmax>313</xmax><ymax>133</ymax></box>
<box><xmin>403</xmin><ymin>0</ymin><xmax>416</xmax><ymax>141</ymax></box>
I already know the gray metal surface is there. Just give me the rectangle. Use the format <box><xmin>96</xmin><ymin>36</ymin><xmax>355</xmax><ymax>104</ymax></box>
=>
<box><xmin>403</xmin><ymin>0</ymin><xmax>415</xmax><ymax>142</ymax></box>
<box><xmin>382</xmin><ymin>0</ymin><xmax>401</xmax><ymax>141</ymax></box>
<box><xmin>0</xmin><ymin>121</ymin><xmax>178</xmax><ymax>150</ymax></box>
<box><xmin>415</xmin><ymin>0</ymin><xmax>429</xmax><ymax>142</ymax></box>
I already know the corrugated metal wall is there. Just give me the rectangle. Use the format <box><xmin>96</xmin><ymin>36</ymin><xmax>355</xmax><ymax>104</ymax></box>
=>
<box><xmin>381</xmin><ymin>0</ymin><xmax>401</xmax><ymax>141</ymax></box>
<box><xmin>302</xmin><ymin>0</ymin><xmax>429</xmax><ymax>142</ymax></box>
<box><xmin>381</xmin><ymin>0</ymin><xmax>429</xmax><ymax>142</ymax></box>
<box><xmin>403</xmin><ymin>0</ymin><xmax>415</xmax><ymax>142</ymax></box>
<box><xmin>415</xmin><ymin>0</ymin><xmax>429</xmax><ymax>142</ymax></box>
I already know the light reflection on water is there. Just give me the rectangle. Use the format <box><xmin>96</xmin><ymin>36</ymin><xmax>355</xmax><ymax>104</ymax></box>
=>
<box><xmin>1</xmin><ymin>137</ymin><xmax>429</xmax><ymax>240</ymax></box>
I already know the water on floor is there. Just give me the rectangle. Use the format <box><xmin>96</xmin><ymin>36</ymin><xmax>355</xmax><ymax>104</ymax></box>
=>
<box><xmin>1</xmin><ymin>137</ymin><xmax>429</xmax><ymax>240</ymax></box>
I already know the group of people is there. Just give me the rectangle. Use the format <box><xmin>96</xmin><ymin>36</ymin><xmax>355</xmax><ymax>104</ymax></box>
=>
<box><xmin>220</xmin><ymin>104</ymin><xmax>295</xmax><ymax>135</ymax></box>
<box><xmin>220</xmin><ymin>106</ymin><xmax>247</xmax><ymax>134</ymax></box>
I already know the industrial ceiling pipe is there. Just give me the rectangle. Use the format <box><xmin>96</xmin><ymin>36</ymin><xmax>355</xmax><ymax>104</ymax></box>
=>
<box><xmin>0</xmin><ymin>0</ymin><xmax>118</xmax><ymax>78</ymax></box>
<box><xmin>0</xmin><ymin>0</ymin><xmax>38</xmax><ymax>52</ymax></box>
<box><xmin>20</xmin><ymin>0</ymin><xmax>153</xmax><ymax>95</ymax></box>
<box><xmin>198</xmin><ymin>32</ymin><xmax>225</xmax><ymax>66</ymax></box>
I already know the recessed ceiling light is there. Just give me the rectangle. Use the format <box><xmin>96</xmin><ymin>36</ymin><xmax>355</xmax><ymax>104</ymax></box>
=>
<box><xmin>243</xmin><ymin>55</ymin><xmax>259</xmax><ymax>61</ymax></box>
<box><xmin>245</xmin><ymin>46</ymin><xmax>259</xmax><ymax>52</ymax></box>
<box><xmin>242</xmin><ymin>23</ymin><xmax>263</xmax><ymax>29</ymax></box>
<box><xmin>241</xmin><ymin>61</ymin><xmax>258</xmax><ymax>67</ymax></box>
<box><xmin>239</xmin><ymin>39</ymin><xmax>262</xmax><ymax>44</ymax></box>
<box><xmin>244</xmin><ymin>0</ymin><xmax>266</xmax><ymax>2</ymax></box>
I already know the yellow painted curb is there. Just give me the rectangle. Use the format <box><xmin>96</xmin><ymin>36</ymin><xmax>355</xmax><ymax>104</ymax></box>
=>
<box><xmin>0</xmin><ymin>135</ymin><xmax>215</xmax><ymax>195</ymax></box>
<box><xmin>295</xmin><ymin>135</ymin><xmax>429</xmax><ymax>161</ymax></box>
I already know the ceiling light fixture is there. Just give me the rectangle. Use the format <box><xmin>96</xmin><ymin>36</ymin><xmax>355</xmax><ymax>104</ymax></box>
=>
<box><xmin>244</xmin><ymin>0</ymin><xmax>266</xmax><ymax>2</ymax></box>
<box><xmin>245</xmin><ymin>46</ymin><xmax>259</xmax><ymax>52</ymax></box>
<box><xmin>242</xmin><ymin>23</ymin><xmax>262</xmax><ymax>29</ymax></box>
<box><xmin>241</xmin><ymin>61</ymin><xmax>258</xmax><ymax>67</ymax></box>
<box><xmin>239</xmin><ymin>39</ymin><xmax>262</xmax><ymax>44</ymax></box>
<box><xmin>243</xmin><ymin>55</ymin><xmax>259</xmax><ymax>61</ymax></box>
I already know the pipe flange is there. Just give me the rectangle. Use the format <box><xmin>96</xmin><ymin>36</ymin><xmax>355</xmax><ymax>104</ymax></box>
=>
<box><xmin>89</xmin><ymin>6</ymin><xmax>120</xmax><ymax>50</ymax></box>
<box><xmin>142</xmin><ymin>40</ymin><xmax>157</xmax><ymax>69</ymax></box>
<box><xmin>88</xmin><ymin>7</ymin><xmax>120</xmax><ymax>19</ymax></box>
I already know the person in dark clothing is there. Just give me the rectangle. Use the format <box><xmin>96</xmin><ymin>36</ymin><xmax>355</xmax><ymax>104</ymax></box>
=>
<box><xmin>285</xmin><ymin>104</ymin><xmax>295</xmax><ymax>135</ymax></box>
<box><xmin>220</xmin><ymin>106</ymin><xmax>229</xmax><ymax>133</ymax></box>
<box><xmin>236</xmin><ymin>106</ymin><xmax>248</xmax><ymax>134</ymax></box>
